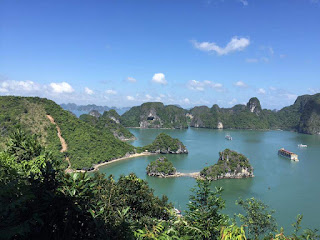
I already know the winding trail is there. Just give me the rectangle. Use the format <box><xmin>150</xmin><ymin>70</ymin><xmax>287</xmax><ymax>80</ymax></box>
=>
<box><xmin>46</xmin><ymin>115</ymin><xmax>72</xmax><ymax>172</ymax></box>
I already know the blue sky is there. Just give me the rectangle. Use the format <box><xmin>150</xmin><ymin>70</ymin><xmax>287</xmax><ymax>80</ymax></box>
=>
<box><xmin>1</xmin><ymin>0</ymin><xmax>319</xmax><ymax>109</ymax></box>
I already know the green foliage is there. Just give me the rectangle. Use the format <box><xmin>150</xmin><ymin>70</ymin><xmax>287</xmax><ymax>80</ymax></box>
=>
<box><xmin>140</xmin><ymin>133</ymin><xmax>188</xmax><ymax>153</ymax></box>
<box><xmin>0</xmin><ymin>96</ymin><xmax>135</xmax><ymax>169</ymax></box>
<box><xmin>220</xmin><ymin>224</ymin><xmax>247</xmax><ymax>240</ymax></box>
<box><xmin>80</xmin><ymin>110</ymin><xmax>135</xmax><ymax>140</ymax></box>
<box><xmin>189</xmin><ymin>93</ymin><xmax>320</xmax><ymax>134</ymax></box>
<box><xmin>121</xmin><ymin>102</ymin><xmax>188</xmax><ymax>129</ymax></box>
<box><xmin>236</xmin><ymin>197</ymin><xmax>277</xmax><ymax>239</ymax></box>
<box><xmin>147</xmin><ymin>157</ymin><xmax>176</xmax><ymax>176</ymax></box>
<box><xmin>200</xmin><ymin>149</ymin><xmax>253</xmax><ymax>180</ymax></box>
<box><xmin>185</xmin><ymin>180</ymin><xmax>228</xmax><ymax>240</ymax></box>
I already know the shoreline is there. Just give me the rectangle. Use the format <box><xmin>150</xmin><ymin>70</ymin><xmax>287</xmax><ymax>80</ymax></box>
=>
<box><xmin>72</xmin><ymin>152</ymin><xmax>156</xmax><ymax>173</ymax></box>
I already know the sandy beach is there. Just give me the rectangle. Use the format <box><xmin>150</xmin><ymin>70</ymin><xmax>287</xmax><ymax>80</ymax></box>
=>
<box><xmin>71</xmin><ymin>152</ymin><xmax>155</xmax><ymax>173</ymax></box>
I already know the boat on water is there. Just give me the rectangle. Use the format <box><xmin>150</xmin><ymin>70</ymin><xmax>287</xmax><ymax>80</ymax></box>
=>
<box><xmin>298</xmin><ymin>144</ymin><xmax>307</xmax><ymax>148</ymax></box>
<box><xmin>278</xmin><ymin>148</ymin><xmax>299</xmax><ymax>161</ymax></box>
<box><xmin>225</xmin><ymin>134</ymin><xmax>232</xmax><ymax>141</ymax></box>
<box><xmin>174</xmin><ymin>208</ymin><xmax>182</xmax><ymax>216</ymax></box>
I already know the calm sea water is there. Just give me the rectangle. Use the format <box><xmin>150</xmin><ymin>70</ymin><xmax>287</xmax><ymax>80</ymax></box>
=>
<box><xmin>97</xmin><ymin>128</ymin><xmax>320</xmax><ymax>231</ymax></box>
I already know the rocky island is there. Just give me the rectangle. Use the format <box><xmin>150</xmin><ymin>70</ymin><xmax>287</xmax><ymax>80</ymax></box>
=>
<box><xmin>146</xmin><ymin>157</ymin><xmax>177</xmax><ymax>177</ymax></box>
<box><xmin>140</xmin><ymin>133</ymin><xmax>188</xmax><ymax>154</ymax></box>
<box><xmin>200</xmin><ymin>149</ymin><xmax>254</xmax><ymax>180</ymax></box>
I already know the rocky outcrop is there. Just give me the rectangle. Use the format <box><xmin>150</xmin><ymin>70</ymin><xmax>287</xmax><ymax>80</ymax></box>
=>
<box><xmin>146</xmin><ymin>157</ymin><xmax>177</xmax><ymax>177</ymax></box>
<box><xmin>142</xmin><ymin>133</ymin><xmax>188</xmax><ymax>154</ymax></box>
<box><xmin>121</xmin><ymin>102</ymin><xmax>188</xmax><ymax>129</ymax></box>
<box><xmin>298</xmin><ymin>94</ymin><xmax>320</xmax><ymax>135</ymax></box>
<box><xmin>200</xmin><ymin>149</ymin><xmax>254</xmax><ymax>181</ymax></box>
<box><xmin>89</xmin><ymin>110</ymin><xmax>101</xmax><ymax>118</ymax></box>
<box><xmin>246</xmin><ymin>97</ymin><xmax>262</xmax><ymax>115</ymax></box>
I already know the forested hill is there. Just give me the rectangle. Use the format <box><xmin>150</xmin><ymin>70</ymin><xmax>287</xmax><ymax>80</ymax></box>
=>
<box><xmin>0</xmin><ymin>96</ymin><xmax>134</xmax><ymax>169</ymax></box>
<box><xmin>188</xmin><ymin>95</ymin><xmax>320</xmax><ymax>133</ymax></box>
<box><xmin>118</xmin><ymin>93</ymin><xmax>320</xmax><ymax>134</ymax></box>
<box><xmin>120</xmin><ymin>102</ymin><xmax>188</xmax><ymax>129</ymax></box>
<box><xmin>79</xmin><ymin>109</ymin><xmax>136</xmax><ymax>141</ymax></box>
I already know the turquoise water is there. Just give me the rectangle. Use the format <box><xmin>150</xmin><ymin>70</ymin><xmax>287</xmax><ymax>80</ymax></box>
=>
<box><xmin>97</xmin><ymin>128</ymin><xmax>320</xmax><ymax>231</ymax></box>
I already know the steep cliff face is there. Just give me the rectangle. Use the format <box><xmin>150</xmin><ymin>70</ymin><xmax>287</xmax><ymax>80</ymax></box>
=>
<box><xmin>298</xmin><ymin>94</ymin><xmax>320</xmax><ymax>135</ymax></box>
<box><xmin>121</xmin><ymin>102</ymin><xmax>188</xmax><ymax>129</ymax></box>
<box><xmin>246</xmin><ymin>97</ymin><xmax>262</xmax><ymax>115</ymax></box>
<box><xmin>200</xmin><ymin>149</ymin><xmax>254</xmax><ymax>180</ymax></box>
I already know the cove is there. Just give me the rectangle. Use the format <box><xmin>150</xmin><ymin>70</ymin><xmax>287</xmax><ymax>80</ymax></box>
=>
<box><xmin>97</xmin><ymin>128</ymin><xmax>320</xmax><ymax>231</ymax></box>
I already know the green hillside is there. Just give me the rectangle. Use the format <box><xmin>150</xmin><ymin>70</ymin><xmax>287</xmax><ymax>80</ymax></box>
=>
<box><xmin>0</xmin><ymin>96</ymin><xmax>134</xmax><ymax>169</ymax></box>
<box><xmin>121</xmin><ymin>102</ymin><xmax>188</xmax><ymax>129</ymax></box>
<box><xmin>79</xmin><ymin>110</ymin><xmax>135</xmax><ymax>141</ymax></box>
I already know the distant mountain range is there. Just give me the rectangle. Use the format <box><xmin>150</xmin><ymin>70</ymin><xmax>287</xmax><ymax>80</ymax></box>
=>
<box><xmin>60</xmin><ymin>103</ymin><xmax>130</xmax><ymax>116</ymax></box>
<box><xmin>119</xmin><ymin>93</ymin><xmax>320</xmax><ymax>135</ymax></box>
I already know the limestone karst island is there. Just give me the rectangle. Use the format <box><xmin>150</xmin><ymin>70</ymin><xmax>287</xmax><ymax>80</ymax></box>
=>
<box><xmin>1</xmin><ymin>1</ymin><xmax>320</xmax><ymax>239</ymax></box>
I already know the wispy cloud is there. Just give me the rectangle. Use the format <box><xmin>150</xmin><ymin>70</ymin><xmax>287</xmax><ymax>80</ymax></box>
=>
<box><xmin>187</xmin><ymin>80</ymin><xmax>223</xmax><ymax>91</ymax></box>
<box><xmin>106</xmin><ymin>89</ymin><xmax>117</xmax><ymax>95</ymax></box>
<box><xmin>239</xmin><ymin>0</ymin><xmax>248</xmax><ymax>6</ymax></box>
<box><xmin>191</xmin><ymin>36</ymin><xmax>250</xmax><ymax>55</ymax></box>
<box><xmin>84</xmin><ymin>87</ymin><xmax>94</xmax><ymax>95</ymax></box>
<box><xmin>126</xmin><ymin>95</ymin><xmax>135</xmax><ymax>101</ymax></box>
<box><xmin>126</xmin><ymin>77</ymin><xmax>137</xmax><ymax>83</ymax></box>
<box><xmin>257</xmin><ymin>88</ymin><xmax>266</xmax><ymax>94</ymax></box>
<box><xmin>234</xmin><ymin>81</ymin><xmax>248</xmax><ymax>88</ymax></box>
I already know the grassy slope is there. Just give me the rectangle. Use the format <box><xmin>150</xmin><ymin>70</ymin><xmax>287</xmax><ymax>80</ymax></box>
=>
<box><xmin>0</xmin><ymin>96</ymin><xmax>134</xmax><ymax>169</ymax></box>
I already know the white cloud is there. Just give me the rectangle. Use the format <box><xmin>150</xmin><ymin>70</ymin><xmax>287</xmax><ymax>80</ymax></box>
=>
<box><xmin>1</xmin><ymin>80</ymin><xmax>41</xmax><ymax>93</ymax></box>
<box><xmin>106</xmin><ymin>89</ymin><xmax>117</xmax><ymax>95</ymax></box>
<box><xmin>239</xmin><ymin>0</ymin><xmax>248</xmax><ymax>5</ymax></box>
<box><xmin>126</xmin><ymin>77</ymin><xmax>137</xmax><ymax>83</ymax></box>
<box><xmin>50</xmin><ymin>82</ymin><xmax>74</xmax><ymax>93</ymax></box>
<box><xmin>84</xmin><ymin>87</ymin><xmax>94</xmax><ymax>95</ymax></box>
<box><xmin>229</xmin><ymin>98</ymin><xmax>237</xmax><ymax>105</ymax></box>
<box><xmin>187</xmin><ymin>80</ymin><xmax>223</xmax><ymax>91</ymax></box>
<box><xmin>280</xmin><ymin>54</ymin><xmax>286</xmax><ymax>59</ymax></box>
<box><xmin>261</xmin><ymin>57</ymin><xmax>269</xmax><ymax>62</ymax></box>
<box><xmin>145</xmin><ymin>94</ymin><xmax>153</xmax><ymax>100</ymax></box>
<box><xmin>183</xmin><ymin>98</ymin><xmax>190</xmax><ymax>104</ymax></box>
<box><xmin>152</xmin><ymin>73</ymin><xmax>167</xmax><ymax>85</ymax></box>
<box><xmin>257</xmin><ymin>88</ymin><xmax>266</xmax><ymax>94</ymax></box>
<box><xmin>192</xmin><ymin>36</ymin><xmax>250</xmax><ymax>55</ymax></box>
<box><xmin>234</xmin><ymin>81</ymin><xmax>248</xmax><ymax>88</ymax></box>
<box><xmin>126</xmin><ymin>95</ymin><xmax>135</xmax><ymax>101</ymax></box>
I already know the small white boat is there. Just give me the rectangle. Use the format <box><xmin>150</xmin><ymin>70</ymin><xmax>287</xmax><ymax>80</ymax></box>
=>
<box><xmin>225</xmin><ymin>134</ymin><xmax>232</xmax><ymax>141</ymax></box>
<box><xmin>298</xmin><ymin>144</ymin><xmax>307</xmax><ymax>148</ymax></box>
<box><xmin>174</xmin><ymin>208</ymin><xmax>182</xmax><ymax>216</ymax></box>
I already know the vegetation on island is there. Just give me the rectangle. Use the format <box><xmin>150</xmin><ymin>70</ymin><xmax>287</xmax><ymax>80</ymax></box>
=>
<box><xmin>80</xmin><ymin>109</ymin><xmax>135</xmax><ymax>141</ymax></box>
<box><xmin>189</xmin><ymin>93</ymin><xmax>320</xmax><ymax>135</ymax></box>
<box><xmin>120</xmin><ymin>102</ymin><xmax>188</xmax><ymax>129</ymax></box>
<box><xmin>146</xmin><ymin>157</ymin><xmax>176</xmax><ymax>177</ymax></box>
<box><xmin>0</xmin><ymin>96</ymin><xmax>134</xmax><ymax>170</ymax></box>
<box><xmin>0</xmin><ymin>133</ymin><xmax>318</xmax><ymax>239</ymax></box>
<box><xmin>139</xmin><ymin>133</ymin><xmax>188</xmax><ymax>154</ymax></box>
<box><xmin>200</xmin><ymin>149</ymin><xmax>254</xmax><ymax>180</ymax></box>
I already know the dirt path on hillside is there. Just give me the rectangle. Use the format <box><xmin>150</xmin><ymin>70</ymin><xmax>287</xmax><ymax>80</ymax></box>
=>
<box><xmin>46</xmin><ymin>115</ymin><xmax>72</xmax><ymax>171</ymax></box>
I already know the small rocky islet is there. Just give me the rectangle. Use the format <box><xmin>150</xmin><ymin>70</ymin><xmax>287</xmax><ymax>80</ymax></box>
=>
<box><xmin>146</xmin><ymin>157</ymin><xmax>177</xmax><ymax>177</ymax></box>
<box><xmin>200</xmin><ymin>149</ymin><xmax>254</xmax><ymax>180</ymax></box>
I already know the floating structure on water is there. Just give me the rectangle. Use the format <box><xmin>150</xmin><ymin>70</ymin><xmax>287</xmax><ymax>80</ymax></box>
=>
<box><xmin>298</xmin><ymin>144</ymin><xmax>307</xmax><ymax>148</ymax></box>
<box><xmin>278</xmin><ymin>148</ymin><xmax>299</xmax><ymax>161</ymax></box>
<box><xmin>225</xmin><ymin>134</ymin><xmax>232</xmax><ymax>141</ymax></box>
<box><xmin>174</xmin><ymin>208</ymin><xmax>182</xmax><ymax>216</ymax></box>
